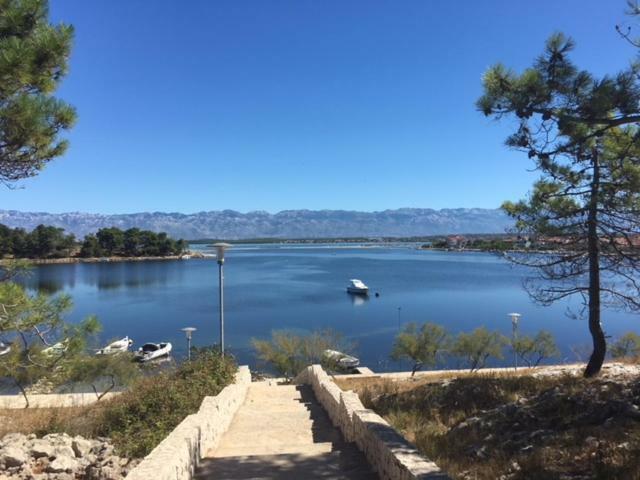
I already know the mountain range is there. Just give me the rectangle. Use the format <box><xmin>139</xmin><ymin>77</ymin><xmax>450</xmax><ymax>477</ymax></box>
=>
<box><xmin>0</xmin><ymin>208</ymin><xmax>513</xmax><ymax>240</ymax></box>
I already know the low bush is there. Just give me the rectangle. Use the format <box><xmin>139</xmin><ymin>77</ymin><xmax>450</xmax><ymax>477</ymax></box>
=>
<box><xmin>96</xmin><ymin>348</ymin><xmax>236</xmax><ymax>458</ymax></box>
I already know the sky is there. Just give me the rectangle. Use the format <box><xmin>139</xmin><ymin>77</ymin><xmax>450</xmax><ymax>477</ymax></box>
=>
<box><xmin>1</xmin><ymin>0</ymin><xmax>638</xmax><ymax>214</ymax></box>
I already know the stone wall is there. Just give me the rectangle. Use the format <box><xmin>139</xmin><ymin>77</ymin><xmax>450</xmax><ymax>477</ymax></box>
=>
<box><xmin>296</xmin><ymin>365</ymin><xmax>450</xmax><ymax>480</ymax></box>
<box><xmin>126</xmin><ymin>366</ymin><xmax>251</xmax><ymax>480</ymax></box>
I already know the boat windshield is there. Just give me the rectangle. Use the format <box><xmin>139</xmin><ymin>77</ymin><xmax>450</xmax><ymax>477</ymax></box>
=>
<box><xmin>142</xmin><ymin>343</ymin><xmax>159</xmax><ymax>352</ymax></box>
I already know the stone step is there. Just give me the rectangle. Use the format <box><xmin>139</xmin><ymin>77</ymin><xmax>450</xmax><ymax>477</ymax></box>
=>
<box><xmin>213</xmin><ymin>442</ymin><xmax>335</xmax><ymax>457</ymax></box>
<box><xmin>196</xmin><ymin>448</ymin><xmax>378</xmax><ymax>480</ymax></box>
<box><xmin>195</xmin><ymin>384</ymin><xmax>378</xmax><ymax>479</ymax></box>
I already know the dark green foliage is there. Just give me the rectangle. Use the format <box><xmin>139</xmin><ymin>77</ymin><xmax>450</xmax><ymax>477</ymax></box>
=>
<box><xmin>97</xmin><ymin>349</ymin><xmax>236</xmax><ymax>458</ymax></box>
<box><xmin>80</xmin><ymin>227</ymin><xmax>186</xmax><ymax>257</ymax></box>
<box><xmin>0</xmin><ymin>223</ymin><xmax>187</xmax><ymax>258</ymax></box>
<box><xmin>391</xmin><ymin>322</ymin><xmax>450</xmax><ymax>375</ymax></box>
<box><xmin>0</xmin><ymin>223</ymin><xmax>75</xmax><ymax>258</ymax></box>
<box><xmin>478</xmin><ymin>32</ymin><xmax>640</xmax><ymax>377</ymax></box>
<box><xmin>0</xmin><ymin>0</ymin><xmax>76</xmax><ymax>185</ymax></box>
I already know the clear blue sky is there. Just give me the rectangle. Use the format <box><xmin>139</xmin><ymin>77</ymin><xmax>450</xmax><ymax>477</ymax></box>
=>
<box><xmin>1</xmin><ymin>0</ymin><xmax>637</xmax><ymax>214</ymax></box>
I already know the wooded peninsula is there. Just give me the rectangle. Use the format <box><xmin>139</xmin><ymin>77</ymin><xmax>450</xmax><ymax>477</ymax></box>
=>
<box><xmin>0</xmin><ymin>224</ymin><xmax>187</xmax><ymax>260</ymax></box>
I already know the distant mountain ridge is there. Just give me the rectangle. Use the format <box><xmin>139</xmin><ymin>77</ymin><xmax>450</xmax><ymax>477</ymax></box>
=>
<box><xmin>0</xmin><ymin>208</ymin><xmax>513</xmax><ymax>239</ymax></box>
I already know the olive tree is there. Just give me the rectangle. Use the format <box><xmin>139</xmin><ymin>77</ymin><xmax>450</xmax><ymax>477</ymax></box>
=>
<box><xmin>390</xmin><ymin>322</ymin><xmax>450</xmax><ymax>376</ymax></box>
<box><xmin>610</xmin><ymin>332</ymin><xmax>640</xmax><ymax>359</ymax></box>
<box><xmin>451</xmin><ymin>327</ymin><xmax>508</xmax><ymax>372</ymax></box>
<box><xmin>513</xmin><ymin>330</ymin><xmax>560</xmax><ymax>367</ymax></box>
<box><xmin>252</xmin><ymin>329</ymin><xmax>351</xmax><ymax>380</ymax></box>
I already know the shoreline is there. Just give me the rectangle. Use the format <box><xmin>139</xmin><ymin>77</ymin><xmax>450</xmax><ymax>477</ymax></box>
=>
<box><xmin>0</xmin><ymin>253</ymin><xmax>207</xmax><ymax>265</ymax></box>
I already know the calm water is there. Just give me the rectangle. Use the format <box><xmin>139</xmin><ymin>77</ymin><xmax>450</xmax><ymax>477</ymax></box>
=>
<box><xmin>18</xmin><ymin>245</ymin><xmax>639</xmax><ymax>371</ymax></box>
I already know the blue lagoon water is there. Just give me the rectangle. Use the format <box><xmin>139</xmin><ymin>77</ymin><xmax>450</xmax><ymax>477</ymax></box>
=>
<box><xmin>18</xmin><ymin>245</ymin><xmax>639</xmax><ymax>371</ymax></box>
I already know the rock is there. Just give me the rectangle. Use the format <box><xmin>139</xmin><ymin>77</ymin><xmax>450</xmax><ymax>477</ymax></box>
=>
<box><xmin>53</xmin><ymin>445</ymin><xmax>76</xmax><ymax>459</ymax></box>
<box><xmin>46</xmin><ymin>455</ymin><xmax>79</xmax><ymax>473</ymax></box>
<box><xmin>584</xmin><ymin>436</ymin><xmax>598</xmax><ymax>448</ymax></box>
<box><xmin>1</xmin><ymin>433</ymin><xmax>28</xmax><ymax>447</ymax></box>
<box><xmin>1</xmin><ymin>446</ymin><xmax>28</xmax><ymax>467</ymax></box>
<box><xmin>72</xmin><ymin>437</ymin><xmax>93</xmax><ymax>458</ymax></box>
<box><xmin>30</xmin><ymin>439</ymin><xmax>55</xmax><ymax>459</ymax></box>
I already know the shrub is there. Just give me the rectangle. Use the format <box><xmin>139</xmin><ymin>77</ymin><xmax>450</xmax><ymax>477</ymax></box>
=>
<box><xmin>611</xmin><ymin>332</ymin><xmax>640</xmax><ymax>359</ymax></box>
<box><xmin>252</xmin><ymin>329</ymin><xmax>352</xmax><ymax>379</ymax></box>
<box><xmin>451</xmin><ymin>327</ymin><xmax>508</xmax><ymax>371</ymax></box>
<box><xmin>513</xmin><ymin>330</ymin><xmax>559</xmax><ymax>367</ymax></box>
<box><xmin>96</xmin><ymin>348</ymin><xmax>236</xmax><ymax>458</ymax></box>
<box><xmin>391</xmin><ymin>322</ymin><xmax>450</xmax><ymax>375</ymax></box>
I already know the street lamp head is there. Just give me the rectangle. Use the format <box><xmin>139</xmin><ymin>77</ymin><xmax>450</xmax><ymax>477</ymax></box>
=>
<box><xmin>508</xmin><ymin>312</ymin><xmax>521</xmax><ymax>326</ymax></box>
<box><xmin>212</xmin><ymin>243</ymin><xmax>232</xmax><ymax>264</ymax></box>
<box><xmin>181</xmin><ymin>327</ymin><xmax>197</xmax><ymax>339</ymax></box>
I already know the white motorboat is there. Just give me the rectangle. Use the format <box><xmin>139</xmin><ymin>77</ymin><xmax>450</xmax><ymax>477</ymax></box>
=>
<box><xmin>346</xmin><ymin>279</ymin><xmax>369</xmax><ymax>295</ymax></box>
<box><xmin>135</xmin><ymin>342</ymin><xmax>172</xmax><ymax>362</ymax></box>
<box><xmin>96</xmin><ymin>336</ymin><xmax>133</xmax><ymax>355</ymax></box>
<box><xmin>0</xmin><ymin>342</ymin><xmax>11</xmax><ymax>356</ymax></box>
<box><xmin>323</xmin><ymin>349</ymin><xmax>360</xmax><ymax>369</ymax></box>
<box><xmin>42</xmin><ymin>340</ymin><xmax>67</xmax><ymax>356</ymax></box>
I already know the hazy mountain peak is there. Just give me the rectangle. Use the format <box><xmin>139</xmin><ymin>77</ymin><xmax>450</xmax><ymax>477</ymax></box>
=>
<box><xmin>0</xmin><ymin>208</ymin><xmax>512</xmax><ymax>239</ymax></box>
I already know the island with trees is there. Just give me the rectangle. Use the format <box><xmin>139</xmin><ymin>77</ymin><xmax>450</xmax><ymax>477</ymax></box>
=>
<box><xmin>0</xmin><ymin>224</ymin><xmax>189</xmax><ymax>263</ymax></box>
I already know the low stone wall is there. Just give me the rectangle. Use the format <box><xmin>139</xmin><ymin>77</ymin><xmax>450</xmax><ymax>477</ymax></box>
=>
<box><xmin>0</xmin><ymin>392</ymin><xmax>120</xmax><ymax>409</ymax></box>
<box><xmin>296</xmin><ymin>365</ymin><xmax>450</xmax><ymax>480</ymax></box>
<box><xmin>126</xmin><ymin>366</ymin><xmax>251</xmax><ymax>480</ymax></box>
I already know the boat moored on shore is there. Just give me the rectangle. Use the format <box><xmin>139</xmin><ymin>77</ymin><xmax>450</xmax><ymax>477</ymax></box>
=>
<box><xmin>135</xmin><ymin>342</ymin><xmax>172</xmax><ymax>362</ymax></box>
<box><xmin>97</xmin><ymin>336</ymin><xmax>133</xmax><ymax>355</ymax></box>
<box><xmin>323</xmin><ymin>349</ymin><xmax>360</xmax><ymax>370</ymax></box>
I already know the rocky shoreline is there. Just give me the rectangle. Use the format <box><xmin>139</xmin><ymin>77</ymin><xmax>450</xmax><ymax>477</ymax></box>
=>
<box><xmin>0</xmin><ymin>252</ymin><xmax>208</xmax><ymax>266</ymax></box>
<box><xmin>0</xmin><ymin>433</ymin><xmax>138</xmax><ymax>480</ymax></box>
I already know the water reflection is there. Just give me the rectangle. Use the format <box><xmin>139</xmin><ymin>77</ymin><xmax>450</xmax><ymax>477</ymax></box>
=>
<box><xmin>348</xmin><ymin>293</ymin><xmax>369</xmax><ymax>306</ymax></box>
<box><xmin>19</xmin><ymin>262</ymin><xmax>183</xmax><ymax>293</ymax></box>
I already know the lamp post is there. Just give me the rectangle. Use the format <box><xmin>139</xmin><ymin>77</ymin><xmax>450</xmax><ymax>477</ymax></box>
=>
<box><xmin>213</xmin><ymin>243</ymin><xmax>231</xmax><ymax>356</ymax></box>
<box><xmin>181</xmin><ymin>327</ymin><xmax>196</xmax><ymax>361</ymax></box>
<box><xmin>508</xmin><ymin>312</ymin><xmax>521</xmax><ymax>370</ymax></box>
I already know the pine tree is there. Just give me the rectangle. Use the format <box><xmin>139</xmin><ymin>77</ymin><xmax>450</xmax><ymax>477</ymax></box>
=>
<box><xmin>478</xmin><ymin>33</ymin><xmax>640</xmax><ymax>377</ymax></box>
<box><xmin>0</xmin><ymin>0</ymin><xmax>76</xmax><ymax>185</ymax></box>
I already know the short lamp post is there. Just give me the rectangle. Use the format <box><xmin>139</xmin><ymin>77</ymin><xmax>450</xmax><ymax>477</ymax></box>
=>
<box><xmin>213</xmin><ymin>243</ymin><xmax>231</xmax><ymax>356</ymax></box>
<box><xmin>508</xmin><ymin>312</ymin><xmax>521</xmax><ymax>370</ymax></box>
<box><xmin>181</xmin><ymin>327</ymin><xmax>196</xmax><ymax>361</ymax></box>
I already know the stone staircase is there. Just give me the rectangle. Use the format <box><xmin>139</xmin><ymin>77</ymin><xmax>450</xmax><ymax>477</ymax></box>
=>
<box><xmin>194</xmin><ymin>381</ymin><xmax>378</xmax><ymax>479</ymax></box>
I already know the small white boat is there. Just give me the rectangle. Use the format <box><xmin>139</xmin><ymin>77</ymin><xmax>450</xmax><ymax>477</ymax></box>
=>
<box><xmin>323</xmin><ymin>349</ymin><xmax>360</xmax><ymax>369</ymax></box>
<box><xmin>135</xmin><ymin>342</ymin><xmax>172</xmax><ymax>362</ymax></box>
<box><xmin>96</xmin><ymin>336</ymin><xmax>133</xmax><ymax>355</ymax></box>
<box><xmin>42</xmin><ymin>340</ymin><xmax>67</xmax><ymax>356</ymax></box>
<box><xmin>347</xmin><ymin>279</ymin><xmax>369</xmax><ymax>295</ymax></box>
<box><xmin>0</xmin><ymin>342</ymin><xmax>11</xmax><ymax>356</ymax></box>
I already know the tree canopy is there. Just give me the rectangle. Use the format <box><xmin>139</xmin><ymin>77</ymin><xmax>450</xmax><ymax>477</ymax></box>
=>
<box><xmin>391</xmin><ymin>322</ymin><xmax>449</xmax><ymax>375</ymax></box>
<box><xmin>0</xmin><ymin>0</ymin><xmax>76</xmax><ymax>185</ymax></box>
<box><xmin>478</xmin><ymin>32</ymin><xmax>640</xmax><ymax>377</ymax></box>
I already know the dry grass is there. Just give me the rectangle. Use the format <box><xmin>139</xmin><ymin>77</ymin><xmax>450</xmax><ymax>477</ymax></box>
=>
<box><xmin>0</xmin><ymin>401</ymin><xmax>111</xmax><ymax>439</ymax></box>
<box><xmin>339</xmin><ymin>370</ymin><xmax>640</xmax><ymax>479</ymax></box>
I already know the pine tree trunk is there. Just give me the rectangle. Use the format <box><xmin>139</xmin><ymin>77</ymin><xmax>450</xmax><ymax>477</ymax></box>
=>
<box><xmin>585</xmin><ymin>147</ymin><xmax>606</xmax><ymax>378</ymax></box>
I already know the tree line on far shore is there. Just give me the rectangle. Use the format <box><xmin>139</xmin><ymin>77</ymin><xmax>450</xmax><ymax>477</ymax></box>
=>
<box><xmin>0</xmin><ymin>223</ymin><xmax>187</xmax><ymax>259</ymax></box>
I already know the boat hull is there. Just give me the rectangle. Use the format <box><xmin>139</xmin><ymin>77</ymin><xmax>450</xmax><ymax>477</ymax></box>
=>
<box><xmin>347</xmin><ymin>287</ymin><xmax>369</xmax><ymax>295</ymax></box>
